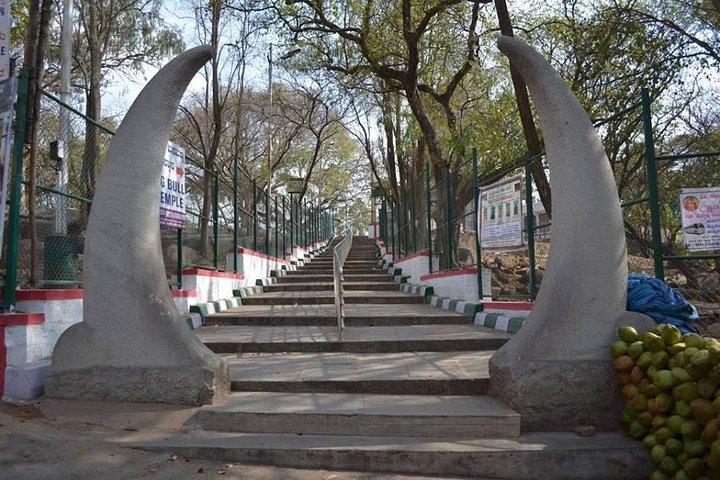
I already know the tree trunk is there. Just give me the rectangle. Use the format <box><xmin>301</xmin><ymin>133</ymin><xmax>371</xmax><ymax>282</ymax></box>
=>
<box><xmin>81</xmin><ymin>0</ymin><xmax>101</xmax><ymax>228</ymax></box>
<box><xmin>199</xmin><ymin>0</ymin><xmax>223</xmax><ymax>260</ymax></box>
<box><xmin>494</xmin><ymin>0</ymin><xmax>553</xmax><ymax>217</ymax></box>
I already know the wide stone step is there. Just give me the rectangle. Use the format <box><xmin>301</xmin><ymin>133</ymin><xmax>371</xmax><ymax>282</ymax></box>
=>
<box><xmin>288</xmin><ymin>269</ymin><xmax>384</xmax><ymax>275</ymax></box>
<box><xmin>197</xmin><ymin>325</ymin><xmax>509</xmax><ymax>353</ymax></box>
<box><xmin>202</xmin><ymin>304</ymin><xmax>472</xmax><ymax>327</ymax></box>
<box><xmin>192</xmin><ymin>392</ymin><xmax>520</xmax><ymax>438</ymax></box>
<box><xmin>240</xmin><ymin>291</ymin><xmax>423</xmax><ymax>305</ymax></box>
<box><xmin>278</xmin><ymin>274</ymin><xmax>393</xmax><ymax>283</ymax></box>
<box><xmin>264</xmin><ymin>282</ymin><xmax>399</xmax><ymax>292</ymax></box>
<box><xmin>224</xmin><ymin>351</ymin><xmax>491</xmax><ymax>395</ymax></box>
<box><xmin>130</xmin><ymin>431</ymin><xmax>652</xmax><ymax>479</ymax></box>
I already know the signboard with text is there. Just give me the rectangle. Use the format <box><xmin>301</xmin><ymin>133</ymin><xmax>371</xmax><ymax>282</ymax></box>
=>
<box><xmin>160</xmin><ymin>142</ymin><xmax>185</xmax><ymax>228</ymax></box>
<box><xmin>0</xmin><ymin>0</ymin><xmax>9</xmax><ymax>81</ymax></box>
<box><xmin>478</xmin><ymin>175</ymin><xmax>524</xmax><ymax>252</ymax></box>
<box><xmin>680</xmin><ymin>187</ymin><xmax>720</xmax><ymax>251</ymax></box>
<box><xmin>0</xmin><ymin>78</ymin><xmax>16</xmax><ymax>254</ymax></box>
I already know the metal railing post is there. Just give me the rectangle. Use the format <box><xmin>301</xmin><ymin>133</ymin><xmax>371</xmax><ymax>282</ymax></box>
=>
<box><xmin>642</xmin><ymin>87</ymin><xmax>665</xmax><ymax>280</ymax></box>
<box><xmin>274</xmin><ymin>196</ymin><xmax>279</xmax><ymax>258</ymax></box>
<box><xmin>445</xmin><ymin>164</ymin><xmax>453</xmax><ymax>270</ymax></box>
<box><xmin>233</xmin><ymin>157</ymin><xmax>238</xmax><ymax>272</ymax></box>
<box><xmin>177</xmin><ymin>228</ymin><xmax>184</xmax><ymax>289</ymax></box>
<box><xmin>282</xmin><ymin>196</ymin><xmax>287</xmax><ymax>258</ymax></box>
<box><xmin>252</xmin><ymin>179</ymin><xmax>258</xmax><ymax>251</ymax></box>
<box><xmin>213</xmin><ymin>172</ymin><xmax>219</xmax><ymax>270</ymax></box>
<box><xmin>4</xmin><ymin>68</ymin><xmax>30</xmax><ymax>310</ymax></box>
<box><xmin>289</xmin><ymin>194</ymin><xmax>294</xmax><ymax>253</ymax></box>
<box><xmin>390</xmin><ymin>199</ymin><xmax>395</xmax><ymax>261</ymax></box>
<box><xmin>265</xmin><ymin>190</ymin><xmax>270</xmax><ymax>255</ymax></box>
<box><xmin>525</xmin><ymin>153</ymin><xmax>537</xmax><ymax>301</ymax></box>
<box><xmin>473</xmin><ymin>148</ymin><xmax>483</xmax><ymax>301</ymax></box>
<box><xmin>411</xmin><ymin>178</ymin><xmax>417</xmax><ymax>252</ymax></box>
<box><xmin>426</xmin><ymin>166</ymin><xmax>433</xmax><ymax>274</ymax></box>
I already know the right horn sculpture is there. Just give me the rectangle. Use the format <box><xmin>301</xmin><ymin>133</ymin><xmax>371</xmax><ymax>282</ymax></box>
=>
<box><xmin>488</xmin><ymin>36</ymin><xmax>654</xmax><ymax>431</ymax></box>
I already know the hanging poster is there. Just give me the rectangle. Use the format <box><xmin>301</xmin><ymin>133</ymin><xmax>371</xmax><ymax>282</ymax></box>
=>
<box><xmin>160</xmin><ymin>141</ymin><xmax>185</xmax><ymax>228</ymax></box>
<box><xmin>478</xmin><ymin>175</ymin><xmax>524</xmax><ymax>251</ymax></box>
<box><xmin>680</xmin><ymin>187</ymin><xmax>720</xmax><ymax>251</ymax></box>
<box><xmin>0</xmin><ymin>77</ymin><xmax>16</xmax><ymax>255</ymax></box>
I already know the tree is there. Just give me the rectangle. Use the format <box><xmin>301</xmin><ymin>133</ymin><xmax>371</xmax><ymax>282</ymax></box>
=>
<box><xmin>70</xmin><ymin>0</ymin><xmax>183</xmax><ymax>222</ymax></box>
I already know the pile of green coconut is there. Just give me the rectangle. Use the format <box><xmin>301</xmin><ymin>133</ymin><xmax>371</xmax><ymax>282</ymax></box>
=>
<box><xmin>612</xmin><ymin>324</ymin><xmax>720</xmax><ymax>480</ymax></box>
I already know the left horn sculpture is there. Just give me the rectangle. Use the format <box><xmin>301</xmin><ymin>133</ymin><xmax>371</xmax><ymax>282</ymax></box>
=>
<box><xmin>45</xmin><ymin>46</ymin><xmax>229</xmax><ymax>405</ymax></box>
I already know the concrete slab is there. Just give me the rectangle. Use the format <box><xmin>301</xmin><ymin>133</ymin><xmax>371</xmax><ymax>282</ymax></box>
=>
<box><xmin>279</xmin><ymin>274</ymin><xmax>392</xmax><ymax>283</ymax></box>
<box><xmin>197</xmin><ymin>325</ymin><xmax>510</xmax><ymax>353</ymax></box>
<box><xmin>241</xmin><ymin>291</ymin><xmax>423</xmax><ymax>305</ymax></box>
<box><xmin>0</xmin><ymin>406</ymin><xmax>467</xmax><ymax>480</ymax></box>
<box><xmin>130</xmin><ymin>431</ymin><xmax>652</xmax><ymax>479</ymax></box>
<box><xmin>222</xmin><ymin>351</ymin><xmax>492</xmax><ymax>394</ymax></box>
<box><xmin>192</xmin><ymin>392</ymin><xmax>520</xmax><ymax>438</ymax></box>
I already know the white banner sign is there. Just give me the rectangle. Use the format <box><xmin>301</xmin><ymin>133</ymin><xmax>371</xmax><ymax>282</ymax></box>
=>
<box><xmin>160</xmin><ymin>142</ymin><xmax>185</xmax><ymax>228</ymax></box>
<box><xmin>680</xmin><ymin>187</ymin><xmax>720</xmax><ymax>251</ymax></box>
<box><xmin>0</xmin><ymin>0</ymin><xmax>9</xmax><ymax>81</ymax></box>
<box><xmin>0</xmin><ymin>78</ymin><xmax>16</xmax><ymax>255</ymax></box>
<box><xmin>478</xmin><ymin>175</ymin><xmax>524</xmax><ymax>252</ymax></box>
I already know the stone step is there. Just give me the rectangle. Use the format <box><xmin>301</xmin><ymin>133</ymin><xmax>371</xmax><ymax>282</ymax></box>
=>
<box><xmin>130</xmin><ymin>431</ymin><xmax>652</xmax><ymax>479</ymax></box>
<box><xmin>202</xmin><ymin>304</ymin><xmax>472</xmax><ymax>327</ymax></box>
<box><xmin>264</xmin><ymin>282</ymin><xmax>399</xmax><ymax>292</ymax></box>
<box><xmin>303</xmin><ymin>261</ymin><xmax>379</xmax><ymax>266</ymax></box>
<box><xmin>191</xmin><ymin>392</ymin><xmax>520</xmax><ymax>438</ymax></box>
<box><xmin>240</xmin><ymin>291</ymin><xmax>423</xmax><ymax>305</ymax></box>
<box><xmin>278</xmin><ymin>274</ymin><xmax>393</xmax><ymax>283</ymax></box>
<box><xmin>288</xmin><ymin>269</ymin><xmax>385</xmax><ymax>275</ymax></box>
<box><xmin>197</xmin><ymin>325</ymin><xmax>510</xmax><ymax>353</ymax></box>
<box><xmin>224</xmin><ymin>351</ymin><xmax>491</xmax><ymax>395</ymax></box>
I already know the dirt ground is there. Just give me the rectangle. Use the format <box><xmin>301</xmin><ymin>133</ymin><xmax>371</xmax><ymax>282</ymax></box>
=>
<box><xmin>0</xmin><ymin>402</ymin><xmax>468</xmax><ymax>480</ymax></box>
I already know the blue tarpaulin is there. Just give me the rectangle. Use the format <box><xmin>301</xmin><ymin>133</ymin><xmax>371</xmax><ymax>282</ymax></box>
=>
<box><xmin>627</xmin><ymin>273</ymin><xmax>699</xmax><ymax>334</ymax></box>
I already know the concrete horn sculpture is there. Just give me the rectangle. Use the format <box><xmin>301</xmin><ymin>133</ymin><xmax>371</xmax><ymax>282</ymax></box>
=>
<box><xmin>489</xmin><ymin>37</ymin><xmax>654</xmax><ymax>430</ymax></box>
<box><xmin>45</xmin><ymin>46</ymin><xmax>229</xmax><ymax>405</ymax></box>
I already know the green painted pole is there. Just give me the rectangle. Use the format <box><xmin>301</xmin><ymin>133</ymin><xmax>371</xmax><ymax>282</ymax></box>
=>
<box><xmin>282</xmin><ymin>196</ymin><xmax>286</xmax><ymax>259</ymax></box>
<box><xmin>177</xmin><ymin>228</ymin><xmax>183</xmax><ymax>289</ymax></box>
<box><xmin>524</xmin><ymin>153</ymin><xmax>537</xmax><ymax>301</ymax></box>
<box><xmin>233</xmin><ymin>157</ymin><xmax>238</xmax><ymax>272</ymax></box>
<box><xmin>390</xmin><ymin>199</ymin><xmax>395</xmax><ymax>260</ymax></box>
<box><xmin>289</xmin><ymin>194</ymin><xmax>293</xmax><ymax>252</ymax></box>
<box><xmin>4</xmin><ymin>68</ymin><xmax>30</xmax><ymax>310</ymax></box>
<box><xmin>252</xmin><ymin>179</ymin><xmax>258</xmax><ymax>251</ymax></box>
<box><xmin>473</xmin><ymin>148</ymin><xmax>483</xmax><ymax>301</ymax></box>
<box><xmin>274</xmin><ymin>196</ymin><xmax>278</xmax><ymax>258</ymax></box>
<box><xmin>411</xmin><ymin>178</ymin><xmax>417</xmax><ymax>253</ymax></box>
<box><xmin>265</xmin><ymin>190</ymin><xmax>270</xmax><ymax>255</ymax></box>
<box><xmin>213</xmin><ymin>172</ymin><xmax>219</xmax><ymax>270</ymax></box>
<box><xmin>426</xmin><ymin>165</ymin><xmax>433</xmax><ymax>274</ymax></box>
<box><xmin>445</xmin><ymin>164</ymin><xmax>453</xmax><ymax>270</ymax></box>
<box><xmin>642</xmin><ymin>87</ymin><xmax>665</xmax><ymax>281</ymax></box>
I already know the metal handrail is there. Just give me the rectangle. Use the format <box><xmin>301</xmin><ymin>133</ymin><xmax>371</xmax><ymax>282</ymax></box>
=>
<box><xmin>332</xmin><ymin>225</ymin><xmax>353</xmax><ymax>340</ymax></box>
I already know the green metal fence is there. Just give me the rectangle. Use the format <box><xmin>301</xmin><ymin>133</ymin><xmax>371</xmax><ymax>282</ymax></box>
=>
<box><xmin>2</xmin><ymin>73</ymin><xmax>335</xmax><ymax>309</ymax></box>
<box><xmin>378</xmin><ymin>90</ymin><xmax>720</xmax><ymax>325</ymax></box>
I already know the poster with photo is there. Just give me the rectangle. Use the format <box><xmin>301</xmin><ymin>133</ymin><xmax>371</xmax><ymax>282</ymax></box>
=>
<box><xmin>160</xmin><ymin>142</ymin><xmax>185</xmax><ymax>228</ymax></box>
<box><xmin>478</xmin><ymin>175</ymin><xmax>524</xmax><ymax>251</ymax></box>
<box><xmin>680</xmin><ymin>187</ymin><xmax>720</xmax><ymax>251</ymax></box>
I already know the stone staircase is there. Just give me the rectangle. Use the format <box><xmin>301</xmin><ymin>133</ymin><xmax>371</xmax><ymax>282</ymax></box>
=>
<box><xmin>133</xmin><ymin>236</ymin><xmax>650</xmax><ymax>478</ymax></box>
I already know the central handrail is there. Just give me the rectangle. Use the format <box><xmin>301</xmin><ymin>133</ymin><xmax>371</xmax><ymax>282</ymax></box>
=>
<box><xmin>332</xmin><ymin>228</ymin><xmax>353</xmax><ymax>340</ymax></box>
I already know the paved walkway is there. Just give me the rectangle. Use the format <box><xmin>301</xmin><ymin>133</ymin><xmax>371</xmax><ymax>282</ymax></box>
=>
<box><xmin>0</xmin><ymin>404</ymin><xmax>469</xmax><ymax>480</ymax></box>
